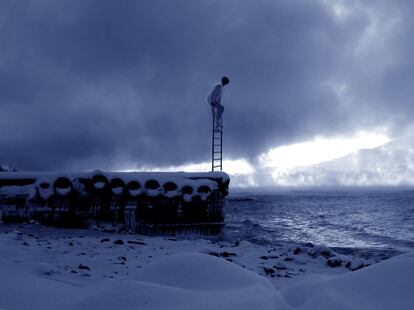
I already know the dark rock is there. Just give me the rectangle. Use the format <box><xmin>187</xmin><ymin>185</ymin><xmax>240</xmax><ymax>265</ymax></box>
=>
<box><xmin>327</xmin><ymin>257</ymin><xmax>342</xmax><ymax>267</ymax></box>
<box><xmin>309</xmin><ymin>245</ymin><xmax>334</xmax><ymax>258</ymax></box>
<box><xmin>71</xmin><ymin>270</ymin><xmax>78</xmax><ymax>273</ymax></box>
<box><xmin>78</xmin><ymin>264</ymin><xmax>90</xmax><ymax>271</ymax></box>
<box><xmin>284</xmin><ymin>257</ymin><xmax>293</xmax><ymax>262</ymax></box>
<box><xmin>263</xmin><ymin>267</ymin><xmax>275</xmax><ymax>276</ymax></box>
<box><xmin>260</xmin><ymin>256</ymin><xmax>269</xmax><ymax>260</ymax></box>
<box><xmin>100</xmin><ymin>238</ymin><xmax>110</xmax><ymax>243</ymax></box>
<box><xmin>114</xmin><ymin>239</ymin><xmax>124</xmax><ymax>245</ymax></box>
<box><xmin>118</xmin><ymin>256</ymin><xmax>127</xmax><ymax>262</ymax></box>
<box><xmin>220</xmin><ymin>251</ymin><xmax>237</xmax><ymax>258</ymax></box>
<box><xmin>208</xmin><ymin>252</ymin><xmax>220</xmax><ymax>257</ymax></box>
<box><xmin>234</xmin><ymin>241</ymin><xmax>240</xmax><ymax>247</ymax></box>
<box><xmin>68</xmin><ymin>241</ymin><xmax>74</xmax><ymax>246</ymax></box>
<box><xmin>321</xmin><ymin>250</ymin><xmax>334</xmax><ymax>258</ymax></box>
<box><xmin>22</xmin><ymin>241</ymin><xmax>29</xmax><ymax>246</ymax></box>
<box><xmin>293</xmin><ymin>247</ymin><xmax>301</xmax><ymax>255</ymax></box>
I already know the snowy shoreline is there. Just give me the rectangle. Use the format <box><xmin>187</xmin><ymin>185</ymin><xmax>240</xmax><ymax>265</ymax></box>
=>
<box><xmin>0</xmin><ymin>223</ymin><xmax>413</xmax><ymax>309</ymax></box>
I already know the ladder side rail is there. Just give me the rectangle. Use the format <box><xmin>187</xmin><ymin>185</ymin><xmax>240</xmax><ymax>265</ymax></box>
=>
<box><xmin>220</xmin><ymin>129</ymin><xmax>223</xmax><ymax>171</ymax></box>
<box><xmin>211</xmin><ymin>107</ymin><xmax>215</xmax><ymax>171</ymax></box>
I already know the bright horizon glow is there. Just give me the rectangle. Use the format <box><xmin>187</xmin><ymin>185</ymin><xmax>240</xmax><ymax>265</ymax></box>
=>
<box><xmin>123</xmin><ymin>158</ymin><xmax>255</xmax><ymax>176</ymax></box>
<box><xmin>258</xmin><ymin>130</ymin><xmax>391</xmax><ymax>171</ymax></box>
<box><xmin>121</xmin><ymin>130</ymin><xmax>392</xmax><ymax>188</ymax></box>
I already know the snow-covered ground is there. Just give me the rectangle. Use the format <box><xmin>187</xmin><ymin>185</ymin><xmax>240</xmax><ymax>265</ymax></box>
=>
<box><xmin>0</xmin><ymin>223</ymin><xmax>413</xmax><ymax>309</ymax></box>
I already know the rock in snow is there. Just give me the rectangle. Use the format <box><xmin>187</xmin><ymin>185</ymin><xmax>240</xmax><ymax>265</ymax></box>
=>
<box><xmin>0</xmin><ymin>226</ymin><xmax>412</xmax><ymax>310</ymax></box>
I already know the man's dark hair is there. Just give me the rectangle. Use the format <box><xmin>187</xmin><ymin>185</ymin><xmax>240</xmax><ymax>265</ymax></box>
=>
<box><xmin>221</xmin><ymin>76</ymin><xmax>230</xmax><ymax>85</ymax></box>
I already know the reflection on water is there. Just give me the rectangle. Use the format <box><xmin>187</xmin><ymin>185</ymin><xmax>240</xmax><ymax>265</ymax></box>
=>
<box><xmin>224</xmin><ymin>189</ymin><xmax>414</xmax><ymax>251</ymax></box>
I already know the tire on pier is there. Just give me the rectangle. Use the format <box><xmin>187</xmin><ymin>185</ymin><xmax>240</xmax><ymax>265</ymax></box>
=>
<box><xmin>69</xmin><ymin>178</ymin><xmax>90</xmax><ymax>221</ymax></box>
<box><xmin>124</xmin><ymin>180</ymin><xmax>143</xmax><ymax>232</ymax></box>
<box><xmin>180</xmin><ymin>183</ymin><xmax>199</xmax><ymax>223</ymax></box>
<box><xmin>196</xmin><ymin>183</ymin><xmax>213</xmax><ymax>218</ymax></box>
<box><xmin>89</xmin><ymin>173</ymin><xmax>109</xmax><ymax>220</ymax></box>
<box><xmin>31</xmin><ymin>179</ymin><xmax>54</xmax><ymax>224</ymax></box>
<box><xmin>197</xmin><ymin>182</ymin><xmax>223</xmax><ymax>234</ymax></box>
<box><xmin>136</xmin><ymin>179</ymin><xmax>164</xmax><ymax>234</ymax></box>
<box><xmin>47</xmin><ymin>176</ymin><xmax>77</xmax><ymax>226</ymax></box>
<box><xmin>159</xmin><ymin>180</ymin><xmax>180</xmax><ymax>226</ymax></box>
<box><xmin>108</xmin><ymin>177</ymin><xmax>125</xmax><ymax>223</ymax></box>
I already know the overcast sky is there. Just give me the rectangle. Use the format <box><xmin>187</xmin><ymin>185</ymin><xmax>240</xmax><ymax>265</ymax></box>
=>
<box><xmin>1</xmin><ymin>0</ymin><xmax>414</xmax><ymax>175</ymax></box>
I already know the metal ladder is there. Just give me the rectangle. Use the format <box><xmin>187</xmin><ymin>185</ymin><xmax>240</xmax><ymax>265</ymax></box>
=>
<box><xmin>211</xmin><ymin>109</ymin><xmax>223</xmax><ymax>171</ymax></box>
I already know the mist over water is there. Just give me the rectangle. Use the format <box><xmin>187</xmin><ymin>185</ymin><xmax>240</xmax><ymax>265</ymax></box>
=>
<box><xmin>224</xmin><ymin>189</ymin><xmax>414</xmax><ymax>252</ymax></box>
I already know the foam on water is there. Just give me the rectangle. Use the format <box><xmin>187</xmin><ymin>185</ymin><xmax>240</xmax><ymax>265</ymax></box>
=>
<box><xmin>224</xmin><ymin>189</ymin><xmax>414</xmax><ymax>251</ymax></box>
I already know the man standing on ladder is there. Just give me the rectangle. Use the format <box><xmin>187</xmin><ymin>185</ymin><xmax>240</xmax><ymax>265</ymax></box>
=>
<box><xmin>207</xmin><ymin>76</ymin><xmax>230</xmax><ymax>132</ymax></box>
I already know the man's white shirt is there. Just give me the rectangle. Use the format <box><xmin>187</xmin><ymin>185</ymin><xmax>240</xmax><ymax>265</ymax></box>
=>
<box><xmin>207</xmin><ymin>83</ymin><xmax>225</xmax><ymax>104</ymax></box>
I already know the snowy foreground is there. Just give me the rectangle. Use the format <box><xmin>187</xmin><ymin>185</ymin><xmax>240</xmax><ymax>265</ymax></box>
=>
<box><xmin>0</xmin><ymin>224</ymin><xmax>413</xmax><ymax>310</ymax></box>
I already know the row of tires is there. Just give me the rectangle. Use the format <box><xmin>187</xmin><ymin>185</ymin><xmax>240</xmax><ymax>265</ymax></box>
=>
<box><xmin>0</xmin><ymin>174</ymin><xmax>226</xmax><ymax>234</ymax></box>
<box><xmin>35</xmin><ymin>174</ymin><xmax>219</xmax><ymax>202</ymax></box>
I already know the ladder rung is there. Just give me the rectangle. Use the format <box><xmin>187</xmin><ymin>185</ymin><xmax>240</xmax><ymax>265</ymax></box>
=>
<box><xmin>213</xmin><ymin>151</ymin><xmax>222</xmax><ymax>153</ymax></box>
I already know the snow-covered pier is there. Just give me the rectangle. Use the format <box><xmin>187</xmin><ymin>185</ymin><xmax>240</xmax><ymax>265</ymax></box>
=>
<box><xmin>0</xmin><ymin>171</ymin><xmax>230</xmax><ymax>235</ymax></box>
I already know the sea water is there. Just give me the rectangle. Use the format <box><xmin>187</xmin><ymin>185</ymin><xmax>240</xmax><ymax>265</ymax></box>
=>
<box><xmin>224</xmin><ymin>189</ymin><xmax>414</xmax><ymax>252</ymax></box>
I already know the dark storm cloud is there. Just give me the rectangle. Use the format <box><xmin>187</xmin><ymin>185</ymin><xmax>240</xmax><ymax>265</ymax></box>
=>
<box><xmin>0</xmin><ymin>0</ymin><xmax>412</xmax><ymax>170</ymax></box>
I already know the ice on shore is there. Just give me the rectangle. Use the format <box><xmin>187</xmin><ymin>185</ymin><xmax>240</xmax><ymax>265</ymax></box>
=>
<box><xmin>281</xmin><ymin>251</ymin><xmax>414</xmax><ymax>309</ymax></box>
<box><xmin>78</xmin><ymin>253</ymin><xmax>277</xmax><ymax>310</ymax></box>
<box><xmin>0</xmin><ymin>224</ymin><xmax>412</xmax><ymax>309</ymax></box>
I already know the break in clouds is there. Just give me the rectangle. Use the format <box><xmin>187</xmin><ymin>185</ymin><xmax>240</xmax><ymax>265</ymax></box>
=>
<box><xmin>1</xmin><ymin>0</ymin><xmax>414</xmax><ymax>173</ymax></box>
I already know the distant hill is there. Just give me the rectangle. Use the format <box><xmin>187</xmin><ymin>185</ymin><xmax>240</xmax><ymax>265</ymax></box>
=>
<box><xmin>0</xmin><ymin>164</ymin><xmax>19</xmax><ymax>172</ymax></box>
<box><xmin>271</xmin><ymin>137</ymin><xmax>414</xmax><ymax>186</ymax></box>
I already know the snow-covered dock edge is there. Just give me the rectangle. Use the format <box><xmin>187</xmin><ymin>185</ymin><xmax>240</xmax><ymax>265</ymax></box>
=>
<box><xmin>0</xmin><ymin>170</ymin><xmax>230</xmax><ymax>235</ymax></box>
